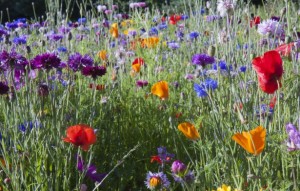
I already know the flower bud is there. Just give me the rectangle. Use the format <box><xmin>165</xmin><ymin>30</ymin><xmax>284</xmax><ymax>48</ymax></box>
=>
<box><xmin>171</xmin><ymin>160</ymin><xmax>186</xmax><ymax>174</ymax></box>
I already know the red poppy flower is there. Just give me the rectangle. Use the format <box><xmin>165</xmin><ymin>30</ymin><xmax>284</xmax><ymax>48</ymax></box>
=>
<box><xmin>250</xmin><ymin>16</ymin><xmax>260</xmax><ymax>27</ymax></box>
<box><xmin>151</xmin><ymin>155</ymin><xmax>162</xmax><ymax>164</ymax></box>
<box><xmin>169</xmin><ymin>15</ymin><xmax>181</xmax><ymax>25</ymax></box>
<box><xmin>252</xmin><ymin>50</ymin><xmax>283</xmax><ymax>94</ymax></box>
<box><xmin>275</xmin><ymin>43</ymin><xmax>294</xmax><ymax>57</ymax></box>
<box><xmin>63</xmin><ymin>124</ymin><xmax>97</xmax><ymax>151</ymax></box>
<box><xmin>132</xmin><ymin>57</ymin><xmax>145</xmax><ymax>72</ymax></box>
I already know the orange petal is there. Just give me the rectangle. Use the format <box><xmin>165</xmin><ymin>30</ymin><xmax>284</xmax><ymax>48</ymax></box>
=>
<box><xmin>178</xmin><ymin>122</ymin><xmax>200</xmax><ymax>140</ymax></box>
<box><xmin>232</xmin><ymin>126</ymin><xmax>266</xmax><ymax>155</ymax></box>
<box><xmin>132</xmin><ymin>63</ymin><xmax>141</xmax><ymax>72</ymax></box>
<box><xmin>151</xmin><ymin>81</ymin><xmax>169</xmax><ymax>100</ymax></box>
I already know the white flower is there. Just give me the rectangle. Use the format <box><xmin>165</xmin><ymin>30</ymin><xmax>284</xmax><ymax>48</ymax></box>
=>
<box><xmin>217</xmin><ymin>0</ymin><xmax>236</xmax><ymax>17</ymax></box>
<box><xmin>97</xmin><ymin>5</ymin><xmax>107</xmax><ymax>12</ymax></box>
<box><xmin>257</xmin><ymin>19</ymin><xmax>284</xmax><ymax>36</ymax></box>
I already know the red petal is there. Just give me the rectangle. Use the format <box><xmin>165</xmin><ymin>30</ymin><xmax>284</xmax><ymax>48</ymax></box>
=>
<box><xmin>252</xmin><ymin>50</ymin><xmax>283</xmax><ymax>78</ymax></box>
<box><xmin>258</xmin><ymin>76</ymin><xmax>281</xmax><ymax>94</ymax></box>
<box><xmin>275</xmin><ymin>43</ymin><xmax>293</xmax><ymax>57</ymax></box>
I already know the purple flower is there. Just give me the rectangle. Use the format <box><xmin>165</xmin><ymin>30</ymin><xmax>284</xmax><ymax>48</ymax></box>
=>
<box><xmin>172</xmin><ymin>170</ymin><xmax>195</xmax><ymax>184</ymax></box>
<box><xmin>185</xmin><ymin>74</ymin><xmax>194</xmax><ymax>80</ymax></box>
<box><xmin>81</xmin><ymin>66</ymin><xmax>106</xmax><ymax>79</ymax></box>
<box><xmin>77</xmin><ymin>156</ymin><xmax>106</xmax><ymax>183</ymax></box>
<box><xmin>257</xmin><ymin>19</ymin><xmax>284</xmax><ymax>36</ymax></box>
<box><xmin>285</xmin><ymin>123</ymin><xmax>300</xmax><ymax>151</ymax></box>
<box><xmin>31</xmin><ymin>53</ymin><xmax>61</xmax><ymax>70</ymax></box>
<box><xmin>191</xmin><ymin>54</ymin><xmax>215</xmax><ymax>67</ymax></box>
<box><xmin>171</xmin><ymin>160</ymin><xmax>186</xmax><ymax>174</ymax></box>
<box><xmin>58</xmin><ymin>26</ymin><xmax>71</xmax><ymax>34</ymax></box>
<box><xmin>48</xmin><ymin>33</ymin><xmax>63</xmax><ymax>41</ymax></box>
<box><xmin>167</xmin><ymin>41</ymin><xmax>180</xmax><ymax>49</ymax></box>
<box><xmin>0</xmin><ymin>50</ymin><xmax>29</xmax><ymax>71</ymax></box>
<box><xmin>271</xmin><ymin>16</ymin><xmax>280</xmax><ymax>22</ymax></box>
<box><xmin>157</xmin><ymin>146</ymin><xmax>174</xmax><ymax>163</ymax></box>
<box><xmin>0</xmin><ymin>82</ymin><xmax>9</xmax><ymax>95</ymax></box>
<box><xmin>68</xmin><ymin>53</ymin><xmax>94</xmax><ymax>72</ymax></box>
<box><xmin>136</xmin><ymin>80</ymin><xmax>148</xmax><ymax>88</ymax></box>
<box><xmin>206</xmin><ymin>15</ymin><xmax>221</xmax><ymax>22</ymax></box>
<box><xmin>145</xmin><ymin>172</ymin><xmax>170</xmax><ymax>190</ymax></box>
<box><xmin>0</xmin><ymin>28</ymin><xmax>8</xmax><ymax>37</ymax></box>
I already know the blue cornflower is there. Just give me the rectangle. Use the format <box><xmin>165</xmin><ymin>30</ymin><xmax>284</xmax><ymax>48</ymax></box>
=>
<box><xmin>239</xmin><ymin>66</ymin><xmax>247</xmax><ymax>73</ymax></box>
<box><xmin>5</xmin><ymin>22</ymin><xmax>18</xmax><ymax>29</ymax></box>
<box><xmin>176</xmin><ymin>31</ymin><xmax>184</xmax><ymax>39</ymax></box>
<box><xmin>204</xmin><ymin>78</ymin><xmax>218</xmax><ymax>89</ymax></box>
<box><xmin>189</xmin><ymin>32</ymin><xmax>199</xmax><ymax>40</ymax></box>
<box><xmin>158</xmin><ymin>23</ymin><xmax>168</xmax><ymax>30</ymax></box>
<box><xmin>16</xmin><ymin>18</ymin><xmax>26</xmax><ymax>23</ymax></box>
<box><xmin>149</xmin><ymin>27</ymin><xmax>158</xmax><ymax>36</ymax></box>
<box><xmin>181</xmin><ymin>15</ymin><xmax>189</xmax><ymax>20</ymax></box>
<box><xmin>218</xmin><ymin>60</ymin><xmax>227</xmax><ymax>70</ymax></box>
<box><xmin>200</xmin><ymin>8</ymin><xmax>206</xmax><ymax>14</ymax></box>
<box><xmin>78</xmin><ymin>18</ymin><xmax>87</xmax><ymax>24</ymax></box>
<box><xmin>194</xmin><ymin>83</ymin><xmax>208</xmax><ymax>97</ymax></box>
<box><xmin>194</xmin><ymin>78</ymin><xmax>218</xmax><ymax>97</ymax></box>
<box><xmin>18</xmin><ymin>121</ymin><xmax>41</xmax><ymax>133</ymax></box>
<box><xmin>13</xmin><ymin>37</ymin><xmax>27</xmax><ymax>45</ymax></box>
<box><xmin>57</xmin><ymin>47</ymin><xmax>67</xmax><ymax>53</ymax></box>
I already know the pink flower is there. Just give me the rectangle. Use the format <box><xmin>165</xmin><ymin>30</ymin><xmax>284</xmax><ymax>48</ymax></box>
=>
<box><xmin>104</xmin><ymin>10</ymin><xmax>113</xmax><ymax>14</ymax></box>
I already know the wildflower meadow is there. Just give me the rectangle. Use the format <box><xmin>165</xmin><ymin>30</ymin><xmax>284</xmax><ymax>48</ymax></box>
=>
<box><xmin>1</xmin><ymin>0</ymin><xmax>300</xmax><ymax>190</ymax></box>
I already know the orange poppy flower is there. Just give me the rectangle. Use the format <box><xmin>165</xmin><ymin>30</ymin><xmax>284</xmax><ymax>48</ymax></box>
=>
<box><xmin>151</xmin><ymin>81</ymin><xmax>169</xmax><ymax>100</ymax></box>
<box><xmin>63</xmin><ymin>124</ymin><xmax>97</xmax><ymax>151</ymax></box>
<box><xmin>141</xmin><ymin>37</ymin><xmax>159</xmax><ymax>48</ymax></box>
<box><xmin>109</xmin><ymin>23</ymin><xmax>118</xmax><ymax>38</ymax></box>
<box><xmin>132</xmin><ymin>58</ymin><xmax>144</xmax><ymax>72</ymax></box>
<box><xmin>98</xmin><ymin>50</ymin><xmax>107</xmax><ymax>61</ymax></box>
<box><xmin>232</xmin><ymin>126</ymin><xmax>266</xmax><ymax>156</ymax></box>
<box><xmin>178</xmin><ymin>122</ymin><xmax>200</xmax><ymax>140</ymax></box>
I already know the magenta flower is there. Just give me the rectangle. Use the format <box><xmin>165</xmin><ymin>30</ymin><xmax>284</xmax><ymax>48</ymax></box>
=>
<box><xmin>0</xmin><ymin>82</ymin><xmax>9</xmax><ymax>95</ymax></box>
<box><xmin>136</xmin><ymin>80</ymin><xmax>148</xmax><ymax>88</ymax></box>
<box><xmin>171</xmin><ymin>160</ymin><xmax>186</xmax><ymax>174</ymax></box>
<box><xmin>191</xmin><ymin>54</ymin><xmax>215</xmax><ymax>67</ymax></box>
<box><xmin>30</xmin><ymin>53</ymin><xmax>61</xmax><ymax>70</ymax></box>
<box><xmin>68</xmin><ymin>53</ymin><xmax>94</xmax><ymax>72</ymax></box>
<box><xmin>81</xmin><ymin>66</ymin><xmax>106</xmax><ymax>79</ymax></box>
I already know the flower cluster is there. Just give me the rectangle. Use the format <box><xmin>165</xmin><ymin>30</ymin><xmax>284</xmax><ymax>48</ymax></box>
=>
<box><xmin>146</xmin><ymin>147</ymin><xmax>195</xmax><ymax>190</ymax></box>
